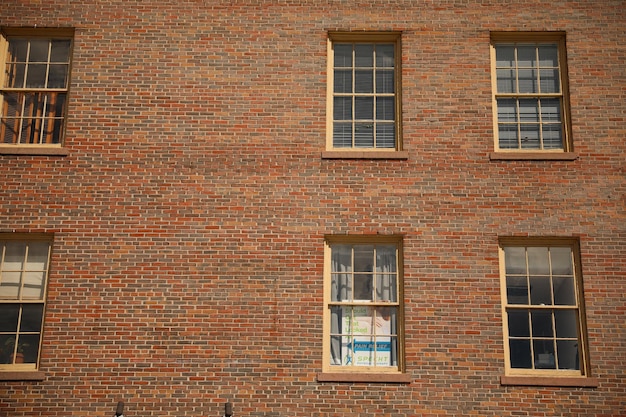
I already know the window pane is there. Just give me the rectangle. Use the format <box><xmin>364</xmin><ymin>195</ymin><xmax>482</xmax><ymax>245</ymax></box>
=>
<box><xmin>18</xmin><ymin>333</ymin><xmax>40</xmax><ymax>364</ymax></box>
<box><xmin>354</xmin><ymin>245</ymin><xmax>374</xmax><ymax>272</ymax></box>
<box><xmin>28</xmin><ymin>40</ymin><xmax>50</xmax><ymax>62</ymax></box>
<box><xmin>496</xmin><ymin>69</ymin><xmax>516</xmax><ymax>93</ymax></box>
<box><xmin>8</xmin><ymin>39</ymin><xmax>29</xmax><ymax>62</ymax></box>
<box><xmin>518</xmin><ymin>68</ymin><xmax>537</xmax><ymax>93</ymax></box>
<box><xmin>517</xmin><ymin>45</ymin><xmax>536</xmax><ymax>67</ymax></box>
<box><xmin>26</xmin><ymin>242</ymin><xmax>50</xmax><ymax>270</ymax></box>
<box><xmin>20</xmin><ymin>304</ymin><xmax>44</xmax><ymax>332</ymax></box>
<box><xmin>355</xmin><ymin>70</ymin><xmax>373</xmax><ymax>93</ymax></box>
<box><xmin>528</xmin><ymin>247</ymin><xmax>550</xmax><ymax>275</ymax></box>
<box><xmin>553</xmin><ymin>277</ymin><xmax>576</xmax><ymax>305</ymax></box>
<box><xmin>50</xmin><ymin>40</ymin><xmax>71</xmax><ymax>62</ymax></box>
<box><xmin>506</xmin><ymin>276</ymin><xmax>529</xmax><ymax>304</ymax></box>
<box><xmin>498</xmin><ymin>125</ymin><xmax>518</xmax><ymax>149</ymax></box>
<box><xmin>376</xmin><ymin>97</ymin><xmax>394</xmax><ymax>120</ymax></box>
<box><xmin>504</xmin><ymin>246</ymin><xmax>526</xmax><ymax>274</ymax></box>
<box><xmin>529</xmin><ymin>276</ymin><xmax>552</xmax><ymax>305</ymax></box>
<box><xmin>47</xmin><ymin>64</ymin><xmax>69</xmax><ymax>89</ymax></box>
<box><xmin>355</xmin><ymin>97</ymin><xmax>373</xmax><ymax>120</ymax></box>
<box><xmin>508</xmin><ymin>310</ymin><xmax>530</xmax><ymax>337</ymax></box>
<box><xmin>541</xmin><ymin>99</ymin><xmax>561</xmax><ymax>122</ymax></box>
<box><xmin>4</xmin><ymin>62</ymin><xmax>26</xmax><ymax>88</ymax></box>
<box><xmin>542</xmin><ymin>125</ymin><xmax>563</xmax><ymax>149</ymax></box>
<box><xmin>376</xmin><ymin>124</ymin><xmax>395</xmax><ymax>148</ymax></box>
<box><xmin>555</xmin><ymin>309</ymin><xmax>578</xmax><ymax>338</ymax></box>
<box><xmin>538</xmin><ymin>45</ymin><xmax>559</xmax><ymax>67</ymax></box>
<box><xmin>0</xmin><ymin>304</ymin><xmax>20</xmax><ymax>332</ymax></box>
<box><xmin>354</xmin><ymin>124</ymin><xmax>373</xmax><ymax>147</ymax></box>
<box><xmin>375</xmin><ymin>44</ymin><xmax>394</xmax><ymax>67</ymax></box>
<box><xmin>354</xmin><ymin>273</ymin><xmax>373</xmax><ymax>300</ymax></box>
<box><xmin>334</xmin><ymin>70</ymin><xmax>352</xmax><ymax>93</ymax></box>
<box><xmin>354</xmin><ymin>44</ymin><xmax>373</xmax><ymax>67</ymax></box>
<box><xmin>376</xmin><ymin>70</ymin><xmax>394</xmax><ymax>94</ymax></box>
<box><xmin>519</xmin><ymin>100</ymin><xmax>539</xmax><ymax>122</ymax></box>
<box><xmin>0</xmin><ymin>271</ymin><xmax>21</xmax><ymax>298</ymax></box>
<box><xmin>534</xmin><ymin>339</ymin><xmax>556</xmax><ymax>369</ymax></box>
<box><xmin>496</xmin><ymin>45</ymin><xmax>515</xmax><ymax>67</ymax></box>
<box><xmin>333</xmin><ymin>123</ymin><xmax>352</xmax><ymax>147</ymax></box>
<box><xmin>497</xmin><ymin>98</ymin><xmax>518</xmax><ymax>122</ymax></box>
<box><xmin>334</xmin><ymin>44</ymin><xmax>352</xmax><ymax>67</ymax></box>
<box><xmin>531</xmin><ymin>310</ymin><xmax>553</xmax><ymax>337</ymax></box>
<box><xmin>509</xmin><ymin>339</ymin><xmax>532</xmax><ymax>368</ymax></box>
<box><xmin>22</xmin><ymin>271</ymin><xmax>46</xmax><ymax>299</ymax></box>
<box><xmin>25</xmin><ymin>64</ymin><xmax>48</xmax><ymax>88</ymax></box>
<box><xmin>333</xmin><ymin>97</ymin><xmax>352</xmax><ymax>120</ymax></box>
<box><xmin>539</xmin><ymin>69</ymin><xmax>560</xmax><ymax>93</ymax></box>
<box><xmin>557</xmin><ymin>340</ymin><xmax>580</xmax><ymax>370</ymax></box>
<box><xmin>376</xmin><ymin>273</ymin><xmax>397</xmax><ymax>301</ymax></box>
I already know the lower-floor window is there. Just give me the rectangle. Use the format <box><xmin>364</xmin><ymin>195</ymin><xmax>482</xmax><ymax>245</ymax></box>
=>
<box><xmin>323</xmin><ymin>235</ymin><xmax>404</xmax><ymax>373</ymax></box>
<box><xmin>0</xmin><ymin>237</ymin><xmax>51</xmax><ymax>369</ymax></box>
<box><xmin>499</xmin><ymin>238</ymin><xmax>589</xmax><ymax>376</ymax></box>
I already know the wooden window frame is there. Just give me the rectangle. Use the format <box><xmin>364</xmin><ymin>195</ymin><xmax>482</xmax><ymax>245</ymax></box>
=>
<box><xmin>0</xmin><ymin>27</ymin><xmax>73</xmax><ymax>155</ymax></box>
<box><xmin>498</xmin><ymin>237</ymin><xmax>593</xmax><ymax>383</ymax></box>
<box><xmin>490</xmin><ymin>32</ymin><xmax>576</xmax><ymax>160</ymax></box>
<box><xmin>0</xmin><ymin>234</ymin><xmax>52</xmax><ymax>375</ymax></box>
<box><xmin>324</xmin><ymin>32</ymin><xmax>407</xmax><ymax>159</ymax></box>
<box><xmin>319</xmin><ymin>235</ymin><xmax>410</xmax><ymax>383</ymax></box>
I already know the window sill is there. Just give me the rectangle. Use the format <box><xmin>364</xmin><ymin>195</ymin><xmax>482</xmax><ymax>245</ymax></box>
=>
<box><xmin>500</xmin><ymin>375</ymin><xmax>598</xmax><ymax>387</ymax></box>
<box><xmin>0</xmin><ymin>146</ymin><xmax>69</xmax><ymax>156</ymax></box>
<box><xmin>317</xmin><ymin>372</ymin><xmax>411</xmax><ymax>383</ymax></box>
<box><xmin>0</xmin><ymin>371</ymin><xmax>46</xmax><ymax>381</ymax></box>
<box><xmin>489</xmin><ymin>151</ymin><xmax>578</xmax><ymax>161</ymax></box>
<box><xmin>322</xmin><ymin>150</ymin><xmax>409</xmax><ymax>160</ymax></box>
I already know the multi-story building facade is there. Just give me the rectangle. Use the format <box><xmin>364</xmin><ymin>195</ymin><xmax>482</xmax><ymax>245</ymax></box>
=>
<box><xmin>1</xmin><ymin>1</ymin><xmax>624</xmax><ymax>416</ymax></box>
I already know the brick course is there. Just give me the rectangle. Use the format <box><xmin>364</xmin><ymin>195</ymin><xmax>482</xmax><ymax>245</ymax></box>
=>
<box><xmin>0</xmin><ymin>0</ymin><xmax>624</xmax><ymax>416</ymax></box>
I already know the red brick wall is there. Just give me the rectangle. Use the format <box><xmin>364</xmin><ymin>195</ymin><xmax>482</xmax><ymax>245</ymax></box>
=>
<box><xmin>1</xmin><ymin>1</ymin><xmax>624</xmax><ymax>416</ymax></box>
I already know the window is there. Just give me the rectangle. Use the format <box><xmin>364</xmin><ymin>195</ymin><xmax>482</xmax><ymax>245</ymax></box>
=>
<box><xmin>0</xmin><ymin>29</ymin><xmax>73</xmax><ymax>147</ymax></box>
<box><xmin>499</xmin><ymin>239</ymin><xmax>590</xmax><ymax>377</ymax></box>
<box><xmin>327</xmin><ymin>32</ymin><xmax>402</xmax><ymax>153</ymax></box>
<box><xmin>322</xmin><ymin>236</ymin><xmax>404</xmax><ymax>375</ymax></box>
<box><xmin>0</xmin><ymin>237</ymin><xmax>51</xmax><ymax>370</ymax></box>
<box><xmin>491</xmin><ymin>33</ymin><xmax>572</xmax><ymax>152</ymax></box>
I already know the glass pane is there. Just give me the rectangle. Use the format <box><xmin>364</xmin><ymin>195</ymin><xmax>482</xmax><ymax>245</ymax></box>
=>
<box><xmin>539</xmin><ymin>69</ymin><xmax>560</xmax><ymax>93</ymax></box>
<box><xmin>376</xmin><ymin>97</ymin><xmax>394</xmax><ymax>120</ymax></box>
<box><xmin>496</xmin><ymin>69</ymin><xmax>516</xmax><ymax>93</ymax></box>
<box><xmin>496</xmin><ymin>45</ymin><xmax>515</xmax><ymax>67</ymax></box>
<box><xmin>541</xmin><ymin>99</ymin><xmax>561</xmax><ymax>122</ymax></box>
<box><xmin>355</xmin><ymin>70</ymin><xmax>373</xmax><ymax>93</ymax></box>
<box><xmin>355</xmin><ymin>97</ymin><xmax>373</xmax><ymax>119</ymax></box>
<box><xmin>0</xmin><ymin>304</ymin><xmax>20</xmax><ymax>331</ymax></box>
<box><xmin>527</xmin><ymin>247</ymin><xmax>549</xmax><ymax>274</ymax></box>
<box><xmin>518</xmin><ymin>68</ymin><xmax>537</xmax><ymax>93</ymax></box>
<box><xmin>333</xmin><ymin>97</ymin><xmax>352</xmax><ymax>120</ymax></box>
<box><xmin>25</xmin><ymin>64</ymin><xmax>48</xmax><ymax>88</ymax></box>
<box><xmin>22</xmin><ymin>271</ymin><xmax>45</xmax><ymax>299</ymax></box>
<box><xmin>354</xmin><ymin>274</ymin><xmax>373</xmax><ymax>300</ymax></box>
<box><xmin>354</xmin><ymin>44</ymin><xmax>373</xmax><ymax>67</ymax></box>
<box><xmin>376</xmin><ymin>274</ymin><xmax>397</xmax><ymax>302</ymax></box>
<box><xmin>333</xmin><ymin>123</ymin><xmax>352</xmax><ymax>147</ymax></box>
<box><xmin>3</xmin><ymin>242</ymin><xmax>26</xmax><ymax>270</ymax></box>
<box><xmin>18</xmin><ymin>333</ymin><xmax>40</xmax><ymax>364</ymax></box>
<box><xmin>553</xmin><ymin>277</ymin><xmax>576</xmax><ymax>305</ymax></box>
<box><xmin>334</xmin><ymin>70</ymin><xmax>352</xmax><ymax>93</ymax></box>
<box><xmin>534</xmin><ymin>339</ymin><xmax>556</xmax><ymax>369</ymax></box>
<box><xmin>519</xmin><ymin>100</ymin><xmax>539</xmax><ymax>122</ymax></box>
<box><xmin>334</xmin><ymin>44</ymin><xmax>352</xmax><ymax>67</ymax></box>
<box><xmin>47</xmin><ymin>64</ymin><xmax>69</xmax><ymax>89</ymax></box>
<box><xmin>50</xmin><ymin>40</ymin><xmax>71</xmax><ymax>62</ymax></box>
<box><xmin>504</xmin><ymin>246</ymin><xmax>526</xmax><ymax>274</ymax></box>
<box><xmin>8</xmin><ymin>39</ymin><xmax>29</xmax><ymax>62</ymax></box>
<box><xmin>0</xmin><ymin>271</ymin><xmax>21</xmax><ymax>298</ymax></box>
<box><xmin>4</xmin><ymin>62</ymin><xmax>26</xmax><ymax>88</ymax></box>
<box><xmin>498</xmin><ymin>125</ymin><xmax>518</xmax><ymax>149</ymax></box>
<box><xmin>520</xmin><ymin>125</ymin><xmax>540</xmax><ymax>148</ymax></box>
<box><xmin>353</xmin><ymin>336</ymin><xmax>375</xmax><ymax>366</ymax></box>
<box><xmin>376</xmin><ymin>245</ymin><xmax>396</xmax><ymax>272</ymax></box>
<box><xmin>330</xmin><ymin>335</ymin><xmax>343</xmax><ymax>365</ymax></box>
<box><xmin>353</xmin><ymin>245</ymin><xmax>374</xmax><ymax>272</ymax></box>
<box><xmin>28</xmin><ymin>40</ymin><xmax>50</xmax><ymax>62</ymax></box>
<box><xmin>0</xmin><ymin>334</ymin><xmax>15</xmax><ymax>364</ymax></box>
<box><xmin>517</xmin><ymin>45</ymin><xmax>536</xmax><ymax>67</ymax></box>
<box><xmin>376</xmin><ymin>44</ymin><xmax>394</xmax><ymax>67</ymax></box>
<box><xmin>20</xmin><ymin>304</ymin><xmax>44</xmax><ymax>332</ymax></box>
<box><xmin>529</xmin><ymin>276</ymin><xmax>552</xmax><ymax>305</ymax></box>
<box><xmin>376</xmin><ymin>70</ymin><xmax>394</xmax><ymax>93</ymax></box>
<box><xmin>555</xmin><ymin>309</ymin><xmax>578</xmax><ymax>338</ymax></box>
<box><xmin>507</xmin><ymin>276</ymin><xmax>528</xmax><ymax>304</ymax></box>
<box><xmin>542</xmin><ymin>125</ymin><xmax>563</xmax><ymax>149</ymax></box>
<box><xmin>509</xmin><ymin>339</ymin><xmax>532</xmax><ymax>368</ymax></box>
<box><xmin>26</xmin><ymin>242</ymin><xmax>49</xmax><ymax>270</ymax></box>
<box><xmin>538</xmin><ymin>45</ymin><xmax>559</xmax><ymax>67</ymax></box>
<box><xmin>497</xmin><ymin>99</ymin><xmax>518</xmax><ymax>122</ymax></box>
<box><xmin>355</xmin><ymin>125</ymin><xmax>373</xmax><ymax>148</ymax></box>
<box><xmin>557</xmin><ymin>340</ymin><xmax>579</xmax><ymax>370</ymax></box>
<box><xmin>331</xmin><ymin>244</ymin><xmax>352</xmax><ymax>272</ymax></box>
<box><xmin>531</xmin><ymin>310</ymin><xmax>553</xmax><ymax>337</ymax></box>
<box><xmin>508</xmin><ymin>310</ymin><xmax>530</xmax><ymax>337</ymax></box>
<box><xmin>376</xmin><ymin>124</ymin><xmax>395</xmax><ymax>148</ymax></box>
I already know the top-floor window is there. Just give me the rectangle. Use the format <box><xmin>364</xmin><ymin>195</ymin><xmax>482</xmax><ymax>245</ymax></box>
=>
<box><xmin>490</xmin><ymin>33</ymin><xmax>572</xmax><ymax>152</ymax></box>
<box><xmin>327</xmin><ymin>32</ymin><xmax>402</xmax><ymax>153</ymax></box>
<box><xmin>0</xmin><ymin>28</ymin><xmax>73</xmax><ymax>148</ymax></box>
